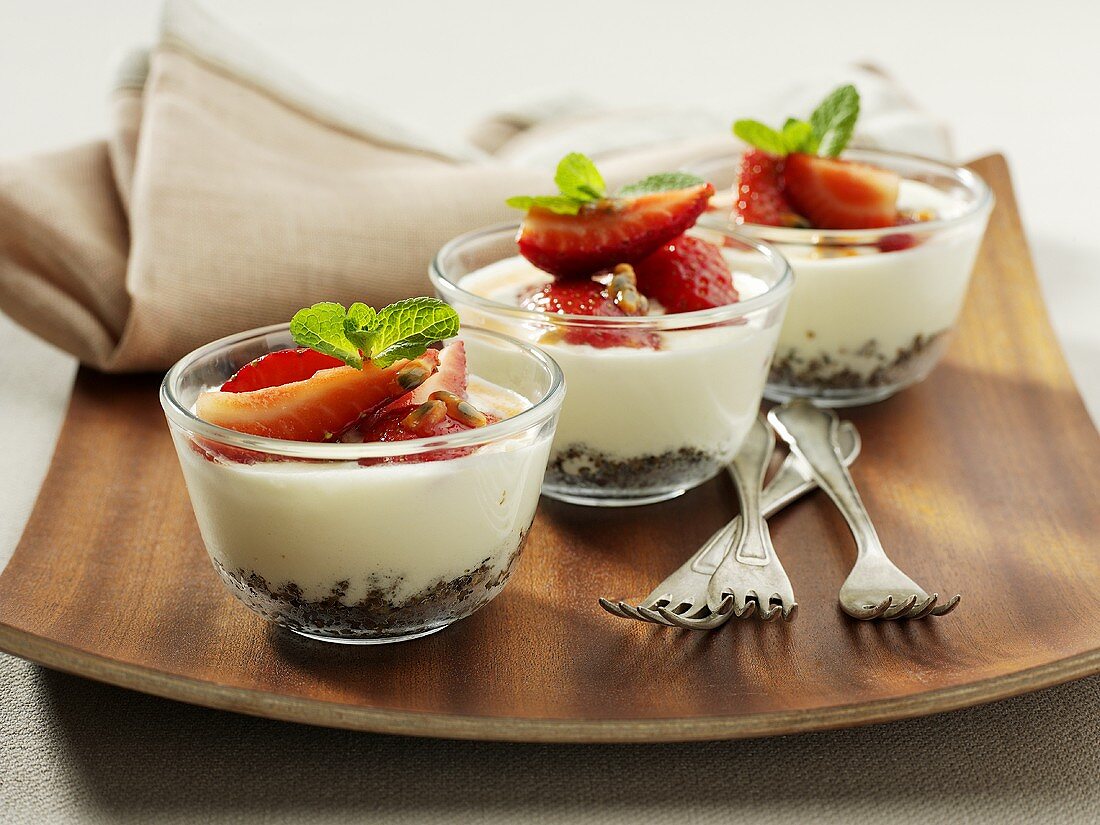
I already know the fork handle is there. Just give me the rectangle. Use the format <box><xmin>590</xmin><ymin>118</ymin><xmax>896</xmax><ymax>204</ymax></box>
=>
<box><xmin>725</xmin><ymin>416</ymin><xmax>776</xmax><ymax>566</ymax></box>
<box><xmin>692</xmin><ymin>421</ymin><xmax>860</xmax><ymax>574</ymax></box>
<box><xmin>768</xmin><ymin>401</ymin><xmax>887</xmax><ymax>563</ymax></box>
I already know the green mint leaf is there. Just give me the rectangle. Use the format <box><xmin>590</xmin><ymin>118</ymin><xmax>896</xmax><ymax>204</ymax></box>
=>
<box><xmin>809</xmin><ymin>84</ymin><xmax>860</xmax><ymax>157</ymax></box>
<box><xmin>505</xmin><ymin>195</ymin><xmax>583</xmax><ymax>215</ymax></box>
<box><xmin>290</xmin><ymin>302</ymin><xmax>363</xmax><ymax>369</ymax></box>
<box><xmin>368</xmin><ymin>298</ymin><xmax>460</xmax><ymax>368</ymax></box>
<box><xmin>781</xmin><ymin>119</ymin><xmax>816</xmax><ymax>154</ymax></box>
<box><xmin>344</xmin><ymin>302</ymin><xmax>377</xmax><ymax>352</ymax></box>
<box><xmin>618</xmin><ymin>172</ymin><xmax>706</xmax><ymax>197</ymax></box>
<box><xmin>554</xmin><ymin>152</ymin><xmax>606</xmax><ymax>201</ymax></box>
<box><xmin>732</xmin><ymin>120</ymin><xmax>788</xmax><ymax>155</ymax></box>
<box><xmin>506</xmin><ymin>152</ymin><xmax>608</xmax><ymax>213</ymax></box>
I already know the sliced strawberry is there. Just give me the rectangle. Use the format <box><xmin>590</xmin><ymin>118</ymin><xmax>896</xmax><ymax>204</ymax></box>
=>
<box><xmin>219</xmin><ymin>348</ymin><xmax>345</xmax><ymax>393</ymax></box>
<box><xmin>732</xmin><ymin>150</ymin><xmax>803</xmax><ymax>227</ymax></box>
<box><xmin>362</xmin><ymin>405</ymin><xmax>474</xmax><ymax>444</ymax></box>
<box><xmin>348</xmin><ymin>340</ymin><xmax>470</xmax><ymax>441</ymax></box>
<box><xmin>521</xmin><ymin>279</ymin><xmax>657</xmax><ymax>349</ymax></box>
<box><xmin>877</xmin><ymin>233</ymin><xmax>917</xmax><ymax>253</ymax></box>
<box><xmin>522</xmin><ymin>279</ymin><xmax>622</xmax><ymax>316</ymax></box>
<box><xmin>196</xmin><ymin>350</ymin><xmax>439</xmax><ymax>442</ymax></box>
<box><xmin>517</xmin><ymin>183</ymin><xmax>714</xmax><ymax>278</ymax></box>
<box><xmin>389</xmin><ymin>339</ymin><xmax>468</xmax><ymax>408</ymax></box>
<box><xmin>633</xmin><ymin>235</ymin><xmax>738</xmax><ymax>313</ymax></box>
<box><xmin>781</xmin><ymin>153</ymin><xmax>899</xmax><ymax>229</ymax></box>
<box><xmin>357</xmin><ymin>402</ymin><xmax>498</xmax><ymax>465</ymax></box>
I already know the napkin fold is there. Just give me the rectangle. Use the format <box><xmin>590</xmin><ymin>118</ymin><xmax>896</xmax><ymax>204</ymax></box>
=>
<box><xmin>0</xmin><ymin>0</ymin><xmax>951</xmax><ymax>372</ymax></box>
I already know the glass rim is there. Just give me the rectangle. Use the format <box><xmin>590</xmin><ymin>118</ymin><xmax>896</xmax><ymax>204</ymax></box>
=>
<box><xmin>689</xmin><ymin>147</ymin><xmax>994</xmax><ymax>243</ymax></box>
<box><xmin>429</xmin><ymin>222</ymin><xmax>794</xmax><ymax>329</ymax></box>
<box><xmin>159</xmin><ymin>324</ymin><xmax>565</xmax><ymax>460</ymax></box>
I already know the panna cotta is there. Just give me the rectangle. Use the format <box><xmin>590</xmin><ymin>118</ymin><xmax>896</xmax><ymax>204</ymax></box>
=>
<box><xmin>431</xmin><ymin>152</ymin><xmax>791</xmax><ymax>506</ymax></box>
<box><xmin>456</xmin><ymin>251</ymin><xmax>782</xmax><ymax>502</ymax></box>
<box><xmin>690</xmin><ymin>84</ymin><xmax>992</xmax><ymax>405</ymax></box>
<box><xmin>161</xmin><ymin>308</ymin><xmax>564</xmax><ymax>644</ymax></box>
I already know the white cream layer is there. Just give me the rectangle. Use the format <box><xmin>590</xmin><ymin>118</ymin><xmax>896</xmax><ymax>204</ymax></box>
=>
<box><xmin>457</xmin><ymin>257</ymin><xmax>782</xmax><ymax>461</ymax></box>
<box><xmin>176</xmin><ymin>379</ymin><xmax>548</xmax><ymax>603</ymax></box>
<box><xmin>718</xmin><ymin>179</ymin><xmax>987</xmax><ymax>381</ymax></box>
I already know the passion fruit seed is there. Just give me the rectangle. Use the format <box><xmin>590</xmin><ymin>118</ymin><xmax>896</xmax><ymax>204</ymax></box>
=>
<box><xmin>608</xmin><ymin>263</ymin><xmax>648</xmax><ymax>316</ymax></box>
<box><xmin>402</xmin><ymin>399</ymin><xmax>447</xmax><ymax>434</ymax></box>
<box><xmin>396</xmin><ymin>361</ymin><xmax>431</xmax><ymax>390</ymax></box>
<box><xmin>429</xmin><ymin>390</ymin><xmax>489</xmax><ymax>428</ymax></box>
<box><xmin>538</xmin><ymin>328</ymin><xmax>565</xmax><ymax>345</ymax></box>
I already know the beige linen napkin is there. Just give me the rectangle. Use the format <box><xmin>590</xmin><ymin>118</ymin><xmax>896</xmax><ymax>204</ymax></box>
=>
<box><xmin>0</xmin><ymin>0</ymin><xmax>949</xmax><ymax>373</ymax></box>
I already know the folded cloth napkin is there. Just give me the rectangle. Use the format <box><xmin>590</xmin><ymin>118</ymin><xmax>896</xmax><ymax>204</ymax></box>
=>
<box><xmin>0</xmin><ymin>0</ymin><xmax>950</xmax><ymax>373</ymax></box>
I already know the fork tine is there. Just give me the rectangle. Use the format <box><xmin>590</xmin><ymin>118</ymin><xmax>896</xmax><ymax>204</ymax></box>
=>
<box><xmin>598</xmin><ymin>598</ymin><xmax>629</xmax><ymax>619</ymax></box>
<box><xmin>844</xmin><ymin>596</ymin><xmax>892</xmax><ymax>620</ymax></box>
<box><xmin>620</xmin><ymin>602</ymin><xmax>660</xmax><ymax>624</ymax></box>
<box><xmin>906</xmin><ymin>594</ymin><xmax>938</xmax><ymax>620</ymax></box>
<box><xmin>633</xmin><ymin>604</ymin><xmax>675</xmax><ymax>625</ymax></box>
<box><xmin>656</xmin><ymin>600</ymin><xmax>733</xmax><ymax>630</ymax></box>
<box><xmin>758</xmin><ymin>603</ymin><xmax>782</xmax><ymax>622</ymax></box>
<box><xmin>882</xmin><ymin>594</ymin><xmax>918</xmax><ymax>619</ymax></box>
<box><xmin>929</xmin><ymin>594</ymin><xmax>961</xmax><ymax>616</ymax></box>
<box><xmin>732</xmin><ymin>598</ymin><xmax>757</xmax><ymax>619</ymax></box>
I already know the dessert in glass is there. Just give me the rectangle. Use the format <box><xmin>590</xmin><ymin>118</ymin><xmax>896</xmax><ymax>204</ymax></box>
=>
<box><xmin>160</xmin><ymin>299</ymin><xmax>564</xmax><ymax>644</ymax></box>
<box><xmin>431</xmin><ymin>154</ymin><xmax>792</xmax><ymax>507</ymax></box>
<box><xmin>689</xmin><ymin>84</ymin><xmax>993</xmax><ymax>406</ymax></box>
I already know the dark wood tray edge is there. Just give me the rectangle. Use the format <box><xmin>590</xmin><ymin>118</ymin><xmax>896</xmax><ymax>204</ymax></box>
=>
<box><xmin>4</xmin><ymin>621</ymin><xmax>1098</xmax><ymax>743</ymax></box>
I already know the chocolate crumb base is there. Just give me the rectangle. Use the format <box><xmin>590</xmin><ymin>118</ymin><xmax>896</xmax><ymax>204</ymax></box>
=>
<box><xmin>211</xmin><ymin>532</ymin><xmax>528</xmax><ymax>640</ymax></box>
<box><xmin>546</xmin><ymin>444</ymin><xmax>722</xmax><ymax>493</ymax></box>
<box><xmin>769</xmin><ymin>330</ymin><xmax>949</xmax><ymax>391</ymax></box>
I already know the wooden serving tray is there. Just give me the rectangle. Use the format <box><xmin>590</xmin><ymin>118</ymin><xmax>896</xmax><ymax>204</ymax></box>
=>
<box><xmin>2</xmin><ymin>155</ymin><xmax>1099</xmax><ymax>742</ymax></box>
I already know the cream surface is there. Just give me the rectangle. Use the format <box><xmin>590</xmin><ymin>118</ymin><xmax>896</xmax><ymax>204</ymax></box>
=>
<box><xmin>176</xmin><ymin>379</ymin><xmax>549</xmax><ymax>603</ymax></box>
<box><xmin>457</xmin><ymin>256</ymin><xmax>782</xmax><ymax>461</ymax></box>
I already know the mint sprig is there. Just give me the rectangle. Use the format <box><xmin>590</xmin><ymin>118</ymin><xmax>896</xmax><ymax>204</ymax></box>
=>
<box><xmin>290</xmin><ymin>298</ymin><xmax>459</xmax><ymax>370</ymax></box>
<box><xmin>555</xmin><ymin>152</ymin><xmax>606</xmax><ymax>201</ymax></box>
<box><xmin>506</xmin><ymin>152</ymin><xmax>607</xmax><ymax>216</ymax></box>
<box><xmin>618</xmin><ymin>172</ymin><xmax>705</xmax><ymax>197</ymax></box>
<box><xmin>733</xmin><ymin>84</ymin><xmax>860</xmax><ymax>158</ymax></box>
<box><xmin>507</xmin><ymin>153</ymin><xmax>707</xmax><ymax>214</ymax></box>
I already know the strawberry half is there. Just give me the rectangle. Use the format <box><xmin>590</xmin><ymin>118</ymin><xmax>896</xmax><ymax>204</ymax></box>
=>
<box><xmin>517</xmin><ymin>183</ymin><xmax>714</xmax><ymax>279</ymax></box>
<box><xmin>521</xmin><ymin>280</ymin><xmax>657</xmax><ymax>349</ymax></box>
<box><xmin>220</xmin><ymin>348</ymin><xmax>344</xmax><ymax>392</ymax></box>
<box><xmin>732</xmin><ymin>150</ymin><xmax>803</xmax><ymax>227</ymax></box>
<box><xmin>633</xmin><ymin>235</ymin><xmax>738</xmax><ymax>313</ymax></box>
<box><xmin>781</xmin><ymin>153</ymin><xmax>899</xmax><ymax>229</ymax></box>
<box><xmin>196</xmin><ymin>350</ymin><xmax>439</xmax><ymax>442</ymax></box>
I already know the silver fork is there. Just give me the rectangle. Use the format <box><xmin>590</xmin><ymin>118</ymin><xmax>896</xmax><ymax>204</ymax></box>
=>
<box><xmin>656</xmin><ymin>416</ymin><xmax>793</xmax><ymax>627</ymax></box>
<box><xmin>768</xmin><ymin>400</ymin><xmax>960</xmax><ymax>621</ymax></box>
<box><xmin>599</xmin><ymin>419</ymin><xmax>861</xmax><ymax>627</ymax></box>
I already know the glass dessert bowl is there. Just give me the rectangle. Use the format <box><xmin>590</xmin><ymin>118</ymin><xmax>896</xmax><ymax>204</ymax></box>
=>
<box><xmin>161</xmin><ymin>318</ymin><xmax>564</xmax><ymax>644</ymax></box>
<box><xmin>431</xmin><ymin>221</ymin><xmax>792</xmax><ymax>508</ymax></box>
<box><xmin>687</xmin><ymin>85</ymin><xmax>992</xmax><ymax>407</ymax></box>
<box><xmin>691</xmin><ymin>149</ymin><xmax>992</xmax><ymax>406</ymax></box>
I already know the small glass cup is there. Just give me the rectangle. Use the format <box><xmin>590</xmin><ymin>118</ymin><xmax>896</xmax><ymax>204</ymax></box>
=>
<box><xmin>430</xmin><ymin>224</ymin><xmax>793</xmax><ymax>507</ymax></box>
<box><xmin>160</xmin><ymin>326</ymin><xmax>564</xmax><ymax>645</ymax></box>
<box><xmin>687</xmin><ymin>149</ymin><xmax>993</xmax><ymax>407</ymax></box>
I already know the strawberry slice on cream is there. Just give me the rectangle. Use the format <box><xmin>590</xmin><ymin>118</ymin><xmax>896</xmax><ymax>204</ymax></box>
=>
<box><xmin>197</xmin><ymin>352</ymin><xmax>438</xmax><ymax>442</ymax></box>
